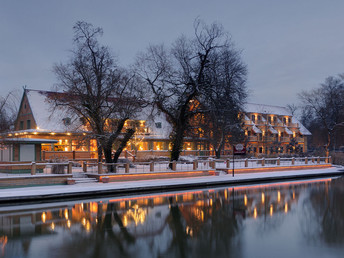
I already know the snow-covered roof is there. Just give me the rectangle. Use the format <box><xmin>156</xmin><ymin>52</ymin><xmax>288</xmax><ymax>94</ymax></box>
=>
<box><xmin>292</xmin><ymin>117</ymin><xmax>312</xmax><ymax>135</ymax></box>
<box><xmin>268</xmin><ymin>126</ymin><xmax>278</xmax><ymax>134</ymax></box>
<box><xmin>244</xmin><ymin>103</ymin><xmax>292</xmax><ymax>116</ymax></box>
<box><xmin>284</xmin><ymin>127</ymin><xmax>293</xmax><ymax>135</ymax></box>
<box><xmin>26</xmin><ymin>89</ymin><xmax>83</xmax><ymax>133</ymax></box>
<box><xmin>252</xmin><ymin>125</ymin><xmax>262</xmax><ymax>133</ymax></box>
<box><xmin>244</xmin><ymin>103</ymin><xmax>311</xmax><ymax>136</ymax></box>
<box><xmin>4</xmin><ymin>138</ymin><xmax>58</xmax><ymax>144</ymax></box>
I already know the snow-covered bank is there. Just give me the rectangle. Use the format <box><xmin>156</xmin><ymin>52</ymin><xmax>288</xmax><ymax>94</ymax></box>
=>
<box><xmin>0</xmin><ymin>166</ymin><xmax>343</xmax><ymax>204</ymax></box>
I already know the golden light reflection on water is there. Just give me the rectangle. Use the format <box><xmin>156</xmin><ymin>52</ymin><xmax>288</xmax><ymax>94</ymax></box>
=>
<box><xmin>64</xmin><ymin>209</ymin><xmax>69</xmax><ymax>220</ymax></box>
<box><xmin>277</xmin><ymin>191</ymin><xmax>281</xmax><ymax>202</ymax></box>
<box><xmin>0</xmin><ymin>176</ymin><xmax>337</xmax><ymax>258</ymax></box>
<box><xmin>0</xmin><ymin>236</ymin><xmax>8</xmax><ymax>256</ymax></box>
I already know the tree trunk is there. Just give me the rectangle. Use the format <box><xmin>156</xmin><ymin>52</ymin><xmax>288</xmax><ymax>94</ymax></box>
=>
<box><xmin>103</xmin><ymin>145</ymin><xmax>115</xmax><ymax>173</ymax></box>
<box><xmin>113</xmin><ymin>129</ymin><xmax>135</xmax><ymax>163</ymax></box>
<box><xmin>215</xmin><ymin>134</ymin><xmax>225</xmax><ymax>159</ymax></box>
<box><xmin>97</xmin><ymin>140</ymin><xmax>103</xmax><ymax>162</ymax></box>
<box><xmin>169</xmin><ymin>124</ymin><xmax>185</xmax><ymax>169</ymax></box>
<box><xmin>326</xmin><ymin>130</ymin><xmax>331</xmax><ymax>157</ymax></box>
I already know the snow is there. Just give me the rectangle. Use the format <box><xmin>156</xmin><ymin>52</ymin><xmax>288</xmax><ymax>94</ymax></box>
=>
<box><xmin>244</xmin><ymin>103</ymin><xmax>292</xmax><ymax>116</ymax></box>
<box><xmin>268</xmin><ymin>126</ymin><xmax>278</xmax><ymax>134</ymax></box>
<box><xmin>0</xmin><ymin>166</ymin><xmax>342</xmax><ymax>201</ymax></box>
<box><xmin>3</xmin><ymin>138</ymin><xmax>58</xmax><ymax>143</ymax></box>
<box><xmin>252</xmin><ymin>125</ymin><xmax>262</xmax><ymax>133</ymax></box>
<box><xmin>23</xmin><ymin>90</ymin><xmax>312</xmax><ymax>138</ymax></box>
<box><xmin>26</xmin><ymin>89</ymin><xmax>83</xmax><ymax>133</ymax></box>
<box><xmin>292</xmin><ymin>117</ymin><xmax>312</xmax><ymax>135</ymax></box>
<box><xmin>244</xmin><ymin>102</ymin><xmax>312</xmax><ymax>136</ymax></box>
<box><xmin>284</xmin><ymin>127</ymin><xmax>293</xmax><ymax>135</ymax></box>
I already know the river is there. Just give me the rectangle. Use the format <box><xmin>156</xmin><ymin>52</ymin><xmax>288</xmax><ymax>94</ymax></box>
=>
<box><xmin>1</xmin><ymin>176</ymin><xmax>343</xmax><ymax>258</ymax></box>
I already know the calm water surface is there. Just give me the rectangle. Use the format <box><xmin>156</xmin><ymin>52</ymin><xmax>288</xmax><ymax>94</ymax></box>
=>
<box><xmin>1</xmin><ymin>177</ymin><xmax>344</xmax><ymax>258</ymax></box>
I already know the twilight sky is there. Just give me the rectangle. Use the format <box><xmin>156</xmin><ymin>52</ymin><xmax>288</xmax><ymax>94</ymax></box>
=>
<box><xmin>1</xmin><ymin>0</ymin><xmax>344</xmax><ymax>106</ymax></box>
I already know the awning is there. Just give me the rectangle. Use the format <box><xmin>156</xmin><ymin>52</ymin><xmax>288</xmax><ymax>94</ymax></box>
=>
<box><xmin>284</xmin><ymin>127</ymin><xmax>293</xmax><ymax>135</ymax></box>
<box><xmin>268</xmin><ymin>126</ymin><xmax>278</xmax><ymax>134</ymax></box>
<box><xmin>252</xmin><ymin>125</ymin><xmax>262</xmax><ymax>134</ymax></box>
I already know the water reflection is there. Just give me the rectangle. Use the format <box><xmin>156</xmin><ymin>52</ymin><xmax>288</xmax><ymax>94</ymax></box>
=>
<box><xmin>0</xmin><ymin>177</ymin><xmax>343</xmax><ymax>258</ymax></box>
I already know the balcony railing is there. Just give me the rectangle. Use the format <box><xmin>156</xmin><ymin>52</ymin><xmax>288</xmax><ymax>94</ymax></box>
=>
<box><xmin>296</xmin><ymin>137</ymin><xmax>304</xmax><ymax>143</ymax></box>
<box><xmin>248</xmin><ymin>136</ymin><xmax>258</xmax><ymax>142</ymax></box>
<box><xmin>280</xmin><ymin>137</ymin><xmax>290</xmax><ymax>142</ymax></box>
<box><xmin>287</xmin><ymin>123</ymin><xmax>299</xmax><ymax>128</ymax></box>
<box><xmin>265</xmin><ymin>137</ymin><xmax>277</xmax><ymax>142</ymax></box>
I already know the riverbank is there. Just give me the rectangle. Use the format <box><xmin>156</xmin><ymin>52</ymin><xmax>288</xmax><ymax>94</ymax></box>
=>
<box><xmin>0</xmin><ymin>166</ymin><xmax>343</xmax><ymax>205</ymax></box>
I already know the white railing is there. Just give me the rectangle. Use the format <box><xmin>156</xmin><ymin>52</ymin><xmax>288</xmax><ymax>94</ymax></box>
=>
<box><xmin>0</xmin><ymin>156</ymin><xmax>331</xmax><ymax>177</ymax></box>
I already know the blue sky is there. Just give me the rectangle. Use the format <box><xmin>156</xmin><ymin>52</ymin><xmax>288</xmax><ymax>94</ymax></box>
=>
<box><xmin>1</xmin><ymin>0</ymin><xmax>344</xmax><ymax>106</ymax></box>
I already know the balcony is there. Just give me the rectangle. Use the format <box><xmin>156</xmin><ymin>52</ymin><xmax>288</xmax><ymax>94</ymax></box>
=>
<box><xmin>272</xmin><ymin>122</ymin><xmax>284</xmax><ymax>127</ymax></box>
<box><xmin>286</xmin><ymin>123</ymin><xmax>298</xmax><ymax>128</ymax></box>
<box><xmin>296</xmin><ymin>137</ymin><xmax>304</xmax><ymax>143</ymax></box>
<box><xmin>266</xmin><ymin>137</ymin><xmax>277</xmax><ymax>142</ymax></box>
<box><xmin>280</xmin><ymin>137</ymin><xmax>290</xmax><ymax>142</ymax></box>
<box><xmin>244</xmin><ymin>120</ymin><xmax>253</xmax><ymax>125</ymax></box>
<box><xmin>248</xmin><ymin>136</ymin><xmax>258</xmax><ymax>142</ymax></box>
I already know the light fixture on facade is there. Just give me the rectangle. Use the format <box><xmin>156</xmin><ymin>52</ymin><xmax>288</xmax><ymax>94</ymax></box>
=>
<box><xmin>41</xmin><ymin>212</ymin><xmax>46</xmax><ymax>223</ymax></box>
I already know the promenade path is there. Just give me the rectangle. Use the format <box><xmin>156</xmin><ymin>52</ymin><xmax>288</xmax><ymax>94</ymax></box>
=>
<box><xmin>0</xmin><ymin>166</ymin><xmax>343</xmax><ymax>204</ymax></box>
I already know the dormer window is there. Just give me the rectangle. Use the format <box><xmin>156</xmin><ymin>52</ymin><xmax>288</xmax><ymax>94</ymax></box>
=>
<box><xmin>155</xmin><ymin>122</ymin><xmax>162</xmax><ymax>128</ymax></box>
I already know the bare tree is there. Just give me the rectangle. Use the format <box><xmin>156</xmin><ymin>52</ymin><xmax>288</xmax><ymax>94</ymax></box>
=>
<box><xmin>286</xmin><ymin>103</ymin><xmax>298</xmax><ymax>116</ymax></box>
<box><xmin>298</xmin><ymin>75</ymin><xmax>344</xmax><ymax>155</ymax></box>
<box><xmin>136</xmin><ymin>19</ymin><xmax>246</xmax><ymax>163</ymax></box>
<box><xmin>198</xmin><ymin>46</ymin><xmax>248</xmax><ymax>158</ymax></box>
<box><xmin>53</xmin><ymin>21</ymin><xmax>145</xmax><ymax>167</ymax></box>
<box><xmin>0</xmin><ymin>90</ymin><xmax>19</xmax><ymax>133</ymax></box>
